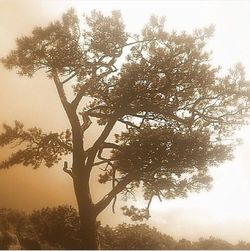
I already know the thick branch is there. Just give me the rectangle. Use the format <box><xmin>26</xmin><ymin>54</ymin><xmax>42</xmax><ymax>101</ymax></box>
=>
<box><xmin>93</xmin><ymin>119</ymin><xmax>117</xmax><ymax>149</ymax></box>
<box><xmin>53</xmin><ymin>70</ymin><xmax>85</xmax><ymax>172</ymax></box>
<box><xmin>71</xmin><ymin>80</ymin><xmax>94</xmax><ymax>109</ymax></box>
<box><xmin>95</xmin><ymin>174</ymin><xmax>133</xmax><ymax>215</ymax></box>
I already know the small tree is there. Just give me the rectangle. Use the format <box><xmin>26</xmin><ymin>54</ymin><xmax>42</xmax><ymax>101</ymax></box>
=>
<box><xmin>1</xmin><ymin>9</ymin><xmax>249</xmax><ymax>249</ymax></box>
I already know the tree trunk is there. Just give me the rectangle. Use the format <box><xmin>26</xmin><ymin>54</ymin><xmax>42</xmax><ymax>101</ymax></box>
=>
<box><xmin>53</xmin><ymin>71</ymin><xmax>100</xmax><ymax>249</ymax></box>
<box><xmin>79</xmin><ymin>210</ymin><xmax>99</xmax><ymax>250</ymax></box>
<box><xmin>73</xmin><ymin>174</ymin><xmax>99</xmax><ymax>250</ymax></box>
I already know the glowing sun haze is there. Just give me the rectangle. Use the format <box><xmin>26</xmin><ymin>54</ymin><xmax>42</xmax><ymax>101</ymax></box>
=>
<box><xmin>1</xmin><ymin>0</ymin><xmax>250</xmax><ymax>243</ymax></box>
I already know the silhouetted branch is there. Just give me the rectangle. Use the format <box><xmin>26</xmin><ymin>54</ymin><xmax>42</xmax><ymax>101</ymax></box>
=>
<box><xmin>118</xmin><ymin>119</ymin><xmax>141</xmax><ymax>129</ymax></box>
<box><xmin>111</xmin><ymin>166</ymin><xmax>117</xmax><ymax>214</ymax></box>
<box><xmin>95</xmin><ymin>174</ymin><xmax>133</xmax><ymax>215</ymax></box>
<box><xmin>93</xmin><ymin>119</ymin><xmax>117</xmax><ymax>150</ymax></box>
<box><xmin>80</xmin><ymin>112</ymin><xmax>92</xmax><ymax>132</ymax></box>
<box><xmin>63</xmin><ymin>161</ymin><xmax>74</xmax><ymax>178</ymax></box>
<box><xmin>61</xmin><ymin>72</ymin><xmax>78</xmax><ymax>84</ymax></box>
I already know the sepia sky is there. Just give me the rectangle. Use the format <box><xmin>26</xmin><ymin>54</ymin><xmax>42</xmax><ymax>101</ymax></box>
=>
<box><xmin>1</xmin><ymin>0</ymin><xmax>250</xmax><ymax>243</ymax></box>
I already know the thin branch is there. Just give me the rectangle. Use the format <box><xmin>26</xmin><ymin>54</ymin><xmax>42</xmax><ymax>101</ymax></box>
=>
<box><xmin>85</xmin><ymin>105</ymin><xmax>110</xmax><ymax>114</ymax></box>
<box><xmin>61</xmin><ymin>72</ymin><xmax>78</xmax><ymax>84</ymax></box>
<box><xmin>93</xmin><ymin>160</ymin><xmax>110</xmax><ymax>167</ymax></box>
<box><xmin>71</xmin><ymin>62</ymin><xmax>118</xmax><ymax>110</ymax></box>
<box><xmin>111</xmin><ymin>166</ymin><xmax>117</xmax><ymax>214</ymax></box>
<box><xmin>121</xmin><ymin>38</ymin><xmax>158</xmax><ymax>49</ymax></box>
<box><xmin>102</xmin><ymin>142</ymin><xmax>120</xmax><ymax>149</ymax></box>
<box><xmin>87</xmin><ymin>112</ymin><xmax>110</xmax><ymax>119</ymax></box>
<box><xmin>118</xmin><ymin>119</ymin><xmax>141</xmax><ymax>129</ymax></box>
<box><xmin>100</xmin><ymin>162</ymin><xmax>109</xmax><ymax>171</ymax></box>
<box><xmin>112</xmin><ymin>195</ymin><xmax>117</xmax><ymax>214</ymax></box>
<box><xmin>146</xmin><ymin>195</ymin><xmax>154</xmax><ymax>210</ymax></box>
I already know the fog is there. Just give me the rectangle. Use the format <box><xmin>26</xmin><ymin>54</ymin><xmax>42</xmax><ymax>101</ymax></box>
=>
<box><xmin>1</xmin><ymin>0</ymin><xmax>250</xmax><ymax>243</ymax></box>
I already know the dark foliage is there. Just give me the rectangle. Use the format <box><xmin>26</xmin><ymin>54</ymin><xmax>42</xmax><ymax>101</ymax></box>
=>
<box><xmin>0</xmin><ymin>208</ymin><xmax>39</xmax><ymax>250</ymax></box>
<box><xmin>100</xmin><ymin>223</ymin><xmax>176</xmax><ymax>250</ymax></box>
<box><xmin>0</xmin><ymin>206</ymin><xmax>250</xmax><ymax>250</ymax></box>
<box><xmin>30</xmin><ymin>205</ymin><xmax>82</xmax><ymax>249</ymax></box>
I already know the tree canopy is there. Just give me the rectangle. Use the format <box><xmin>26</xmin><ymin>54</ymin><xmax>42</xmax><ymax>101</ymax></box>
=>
<box><xmin>1</xmin><ymin>8</ymin><xmax>250</xmax><ymax>222</ymax></box>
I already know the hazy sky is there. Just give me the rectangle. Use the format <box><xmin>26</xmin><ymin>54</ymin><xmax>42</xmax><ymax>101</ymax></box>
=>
<box><xmin>1</xmin><ymin>0</ymin><xmax>250</xmax><ymax>243</ymax></box>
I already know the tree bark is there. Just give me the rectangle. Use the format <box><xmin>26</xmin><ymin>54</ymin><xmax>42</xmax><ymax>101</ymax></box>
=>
<box><xmin>73</xmin><ymin>174</ymin><xmax>99</xmax><ymax>250</ymax></box>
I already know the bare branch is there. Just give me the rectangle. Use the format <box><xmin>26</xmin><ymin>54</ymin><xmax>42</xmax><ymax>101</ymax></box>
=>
<box><xmin>102</xmin><ymin>142</ymin><xmax>120</xmax><ymax>149</ymax></box>
<box><xmin>63</xmin><ymin>161</ymin><xmax>74</xmax><ymax>178</ymax></box>
<box><xmin>93</xmin><ymin>160</ymin><xmax>110</xmax><ymax>167</ymax></box>
<box><xmin>85</xmin><ymin>105</ymin><xmax>110</xmax><ymax>114</ymax></box>
<box><xmin>87</xmin><ymin>112</ymin><xmax>109</xmax><ymax>119</ymax></box>
<box><xmin>52</xmin><ymin>69</ymin><xmax>71</xmax><ymax>115</ymax></box>
<box><xmin>61</xmin><ymin>72</ymin><xmax>78</xmax><ymax>84</ymax></box>
<box><xmin>112</xmin><ymin>195</ymin><xmax>117</xmax><ymax>214</ymax></box>
<box><xmin>93</xmin><ymin>119</ymin><xmax>117</xmax><ymax>150</ymax></box>
<box><xmin>118</xmin><ymin>119</ymin><xmax>141</xmax><ymax>130</ymax></box>
<box><xmin>121</xmin><ymin>38</ymin><xmax>158</xmax><ymax>49</ymax></box>
<box><xmin>80</xmin><ymin>111</ymin><xmax>92</xmax><ymax>132</ymax></box>
<box><xmin>93</xmin><ymin>143</ymin><xmax>118</xmax><ymax>166</ymax></box>
<box><xmin>111</xmin><ymin>165</ymin><xmax>117</xmax><ymax>214</ymax></box>
<box><xmin>95</xmin><ymin>174</ymin><xmax>133</xmax><ymax>215</ymax></box>
<box><xmin>146</xmin><ymin>195</ymin><xmax>154</xmax><ymax>210</ymax></box>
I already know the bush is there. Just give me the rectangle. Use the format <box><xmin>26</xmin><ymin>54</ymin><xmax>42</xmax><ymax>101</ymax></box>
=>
<box><xmin>100</xmin><ymin>223</ymin><xmax>177</xmax><ymax>250</ymax></box>
<box><xmin>1</xmin><ymin>206</ymin><xmax>250</xmax><ymax>250</ymax></box>
<box><xmin>30</xmin><ymin>205</ymin><xmax>82</xmax><ymax>249</ymax></box>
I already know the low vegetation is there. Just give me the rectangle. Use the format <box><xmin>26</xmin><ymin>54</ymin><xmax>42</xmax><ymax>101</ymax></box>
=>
<box><xmin>0</xmin><ymin>205</ymin><xmax>249</xmax><ymax>250</ymax></box>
